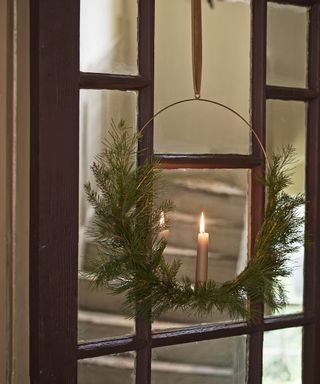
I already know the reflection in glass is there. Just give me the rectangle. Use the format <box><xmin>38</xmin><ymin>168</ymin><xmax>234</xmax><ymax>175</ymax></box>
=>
<box><xmin>152</xmin><ymin>336</ymin><xmax>247</xmax><ymax>384</ymax></box>
<box><xmin>78</xmin><ymin>90</ymin><xmax>137</xmax><ymax>342</ymax></box>
<box><xmin>78</xmin><ymin>352</ymin><xmax>135</xmax><ymax>384</ymax></box>
<box><xmin>263</xmin><ymin>328</ymin><xmax>302</xmax><ymax>384</ymax></box>
<box><xmin>267</xmin><ymin>4</ymin><xmax>308</xmax><ymax>88</ymax></box>
<box><xmin>266</xmin><ymin>101</ymin><xmax>306</xmax><ymax>315</ymax></box>
<box><xmin>153</xmin><ymin>169</ymin><xmax>249</xmax><ymax>327</ymax></box>
<box><xmin>154</xmin><ymin>0</ymin><xmax>251</xmax><ymax>154</ymax></box>
<box><xmin>80</xmin><ymin>0</ymin><xmax>137</xmax><ymax>74</ymax></box>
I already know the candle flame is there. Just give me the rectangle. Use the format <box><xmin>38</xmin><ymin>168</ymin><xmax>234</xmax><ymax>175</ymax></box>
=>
<box><xmin>160</xmin><ymin>211</ymin><xmax>165</xmax><ymax>227</ymax></box>
<box><xmin>200</xmin><ymin>212</ymin><xmax>205</xmax><ymax>233</ymax></box>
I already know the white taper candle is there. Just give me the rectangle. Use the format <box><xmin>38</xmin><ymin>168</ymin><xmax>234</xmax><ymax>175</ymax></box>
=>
<box><xmin>196</xmin><ymin>212</ymin><xmax>209</xmax><ymax>284</ymax></box>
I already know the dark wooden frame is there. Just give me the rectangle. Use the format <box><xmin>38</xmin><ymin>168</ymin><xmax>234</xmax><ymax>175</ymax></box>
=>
<box><xmin>29</xmin><ymin>0</ymin><xmax>320</xmax><ymax>383</ymax></box>
<box><xmin>30</xmin><ymin>0</ymin><xmax>80</xmax><ymax>382</ymax></box>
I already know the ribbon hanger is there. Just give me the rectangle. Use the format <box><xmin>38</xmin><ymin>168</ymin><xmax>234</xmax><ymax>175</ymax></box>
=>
<box><xmin>191</xmin><ymin>0</ymin><xmax>202</xmax><ymax>99</ymax></box>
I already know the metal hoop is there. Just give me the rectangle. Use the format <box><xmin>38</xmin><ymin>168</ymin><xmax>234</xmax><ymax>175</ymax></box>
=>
<box><xmin>140</xmin><ymin>97</ymin><xmax>270</xmax><ymax>168</ymax></box>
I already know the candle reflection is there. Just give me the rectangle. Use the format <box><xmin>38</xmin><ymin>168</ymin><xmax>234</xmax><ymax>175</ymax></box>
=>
<box><xmin>159</xmin><ymin>211</ymin><xmax>170</xmax><ymax>241</ymax></box>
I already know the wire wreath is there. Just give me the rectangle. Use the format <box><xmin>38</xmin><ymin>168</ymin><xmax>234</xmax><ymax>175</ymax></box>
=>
<box><xmin>83</xmin><ymin>101</ymin><xmax>305</xmax><ymax>322</ymax></box>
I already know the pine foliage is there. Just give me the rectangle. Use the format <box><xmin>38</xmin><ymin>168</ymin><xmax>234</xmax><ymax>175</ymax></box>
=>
<box><xmin>83</xmin><ymin>120</ymin><xmax>305</xmax><ymax>321</ymax></box>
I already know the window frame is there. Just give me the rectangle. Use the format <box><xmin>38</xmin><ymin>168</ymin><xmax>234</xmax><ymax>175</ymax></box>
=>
<box><xmin>30</xmin><ymin>0</ymin><xmax>320</xmax><ymax>383</ymax></box>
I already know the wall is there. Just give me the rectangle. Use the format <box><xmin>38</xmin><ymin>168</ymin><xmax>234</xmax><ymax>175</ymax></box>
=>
<box><xmin>0</xmin><ymin>0</ymin><xmax>30</xmax><ymax>382</ymax></box>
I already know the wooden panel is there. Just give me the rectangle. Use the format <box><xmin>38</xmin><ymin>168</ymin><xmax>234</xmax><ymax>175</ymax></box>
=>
<box><xmin>30</xmin><ymin>1</ymin><xmax>79</xmax><ymax>382</ymax></box>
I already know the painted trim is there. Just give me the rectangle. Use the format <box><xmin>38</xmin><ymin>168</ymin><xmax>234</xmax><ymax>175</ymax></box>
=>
<box><xmin>0</xmin><ymin>0</ymin><xmax>12</xmax><ymax>380</ymax></box>
<box><xmin>0</xmin><ymin>0</ymin><xmax>30</xmax><ymax>382</ymax></box>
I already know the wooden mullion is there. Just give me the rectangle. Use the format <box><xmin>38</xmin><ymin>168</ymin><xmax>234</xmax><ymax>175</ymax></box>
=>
<box><xmin>79</xmin><ymin>72</ymin><xmax>151</xmax><ymax>90</ymax></box>
<box><xmin>152</xmin><ymin>322</ymin><xmax>254</xmax><ymax>349</ymax></box>
<box><xmin>135</xmin><ymin>317</ymin><xmax>152</xmax><ymax>384</ymax></box>
<box><xmin>150</xmin><ymin>313</ymin><xmax>311</xmax><ymax>348</ymax></box>
<box><xmin>303</xmin><ymin>4</ymin><xmax>320</xmax><ymax>384</ymax></box>
<box><xmin>77</xmin><ymin>313</ymin><xmax>311</xmax><ymax>360</ymax></box>
<box><xmin>78</xmin><ymin>336</ymin><xmax>146</xmax><ymax>360</ymax></box>
<box><xmin>266</xmin><ymin>85</ymin><xmax>319</xmax><ymax>101</ymax></box>
<box><xmin>30</xmin><ymin>1</ymin><xmax>80</xmax><ymax>382</ymax></box>
<box><xmin>137</xmin><ymin>0</ymin><xmax>155</xmax><ymax>162</ymax></box>
<box><xmin>264</xmin><ymin>313</ymin><xmax>313</xmax><ymax>331</ymax></box>
<box><xmin>248</xmin><ymin>1</ymin><xmax>267</xmax><ymax>383</ymax></box>
<box><xmin>135</xmin><ymin>1</ymin><xmax>155</xmax><ymax>384</ymax></box>
<box><xmin>247</xmin><ymin>168</ymin><xmax>264</xmax><ymax>384</ymax></box>
<box><xmin>251</xmin><ymin>2</ymin><xmax>267</xmax><ymax>159</ymax></box>
<box><xmin>156</xmin><ymin>154</ymin><xmax>262</xmax><ymax>169</ymax></box>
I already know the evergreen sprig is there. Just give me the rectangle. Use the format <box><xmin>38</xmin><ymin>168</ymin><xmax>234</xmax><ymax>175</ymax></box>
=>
<box><xmin>83</xmin><ymin>120</ymin><xmax>305</xmax><ymax>321</ymax></box>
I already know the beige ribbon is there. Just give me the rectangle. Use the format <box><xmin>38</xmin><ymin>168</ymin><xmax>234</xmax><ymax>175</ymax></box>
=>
<box><xmin>191</xmin><ymin>0</ymin><xmax>202</xmax><ymax>99</ymax></box>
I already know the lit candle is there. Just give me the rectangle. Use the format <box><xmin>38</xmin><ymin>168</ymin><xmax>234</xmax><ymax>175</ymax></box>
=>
<box><xmin>159</xmin><ymin>211</ymin><xmax>170</xmax><ymax>241</ymax></box>
<box><xmin>196</xmin><ymin>212</ymin><xmax>209</xmax><ymax>284</ymax></box>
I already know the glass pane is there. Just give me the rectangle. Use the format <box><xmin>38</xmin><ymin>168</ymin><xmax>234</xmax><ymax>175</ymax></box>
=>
<box><xmin>152</xmin><ymin>336</ymin><xmax>247</xmax><ymax>384</ymax></box>
<box><xmin>78</xmin><ymin>90</ymin><xmax>137</xmax><ymax>341</ymax></box>
<box><xmin>154</xmin><ymin>0</ymin><xmax>251</xmax><ymax>154</ymax></box>
<box><xmin>267</xmin><ymin>4</ymin><xmax>308</xmax><ymax>88</ymax></box>
<box><xmin>80</xmin><ymin>0</ymin><xmax>138</xmax><ymax>74</ymax></box>
<box><xmin>78</xmin><ymin>352</ymin><xmax>135</xmax><ymax>384</ymax></box>
<box><xmin>263</xmin><ymin>327</ymin><xmax>302</xmax><ymax>384</ymax></box>
<box><xmin>153</xmin><ymin>169</ymin><xmax>249</xmax><ymax>328</ymax></box>
<box><xmin>266</xmin><ymin>101</ymin><xmax>306</xmax><ymax>315</ymax></box>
